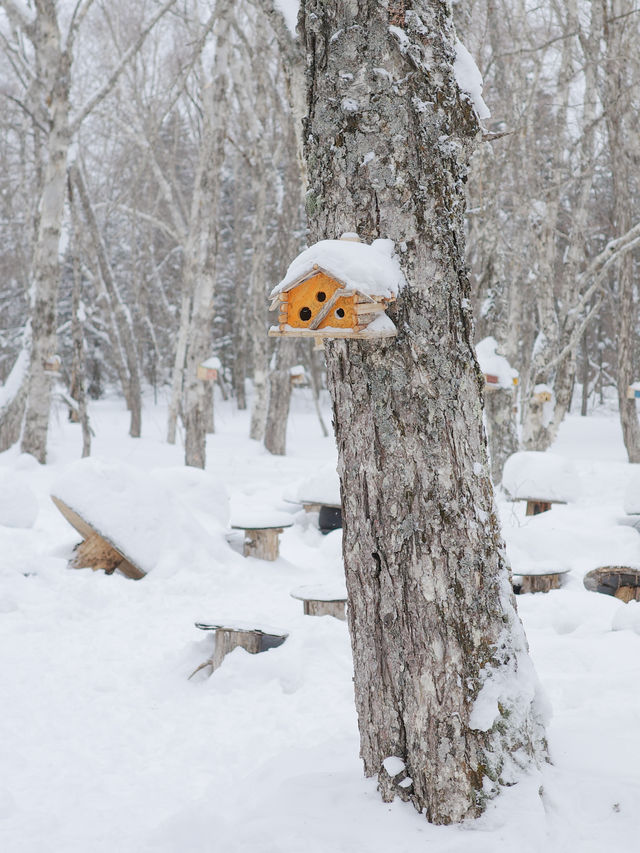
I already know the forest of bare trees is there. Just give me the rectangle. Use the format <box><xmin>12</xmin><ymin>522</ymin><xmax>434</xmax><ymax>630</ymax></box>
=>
<box><xmin>1</xmin><ymin>0</ymin><xmax>638</xmax><ymax>477</ymax></box>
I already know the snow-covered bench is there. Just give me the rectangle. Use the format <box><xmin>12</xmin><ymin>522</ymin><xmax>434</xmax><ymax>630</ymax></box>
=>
<box><xmin>290</xmin><ymin>583</ymin><xmax>348</xmax><ymax>620</ymax></box>
<box><xmin>189</xmin><ymin>621</ymin><xmax>288</xmax><ymax>678</ymax></box>
<box><xmin>230</xmin><ymin>509</ymin><xmax>293</xmax><ymax>561</ymax></box>
<box><xmin>502</xmin><ymin>451</ymin><xmax>580</xmax><ymax>516</ymax></box>
<box><xmin>296</xmin><ymin>464</ymin><xmax>342</xmax><ymax>533</ymax></box>
<box><xmin>512</xmin><ymin>566</ymin><xmax>570</xmax><ymax>595</ymax></box>
<box><xmin>51</xmin><ymin>458</ymin><xmax>221</xmax><ymax>579</ymax></box>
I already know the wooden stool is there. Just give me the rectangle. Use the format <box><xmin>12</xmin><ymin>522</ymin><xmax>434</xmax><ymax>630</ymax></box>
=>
<box><xmin>189</xmin><ymin>622</ymin><xmax>288</xmax><ymax>678</ymax></box>
<box><xmin>231</xmin><ymin>516</ymin><xmax>293</xmax><ymax>561</ymax></box>
<box><xmin>584</xmin><ymin>567</ymin><xmax>640</xmax><ymax>603</ymax></box>
<box><xmin>290</xmin><ymin>584</ymin><xmax>348</xmax><ymax>620</ymax></box>
<box><xmin>512</xmin><ymin>567</ymin><xmax>570</xmax><ymax>594</ymax></box>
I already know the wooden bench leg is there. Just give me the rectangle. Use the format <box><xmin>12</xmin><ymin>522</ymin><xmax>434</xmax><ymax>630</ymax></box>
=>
<box><xmin>243</xmin><ymin>529</ymin><xmax>282</xmax><ymax>561</ymax></box>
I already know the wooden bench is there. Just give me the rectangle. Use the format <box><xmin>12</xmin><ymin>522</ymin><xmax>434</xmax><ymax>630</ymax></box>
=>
<box><xmin>51</xmin><ymin>495</ymin><xmax>145</xmax><ymax>579</ymax></box>
<box><xmin>512</xmin><ymin>567</ymin><xmax>570</xmax><ymax>594</ymax></box>
<box><xmin>290</xmin><ymin>584</ymin><xmax>348</xmax><ymax>620</ymax></box>
<box><xmin>189</xmin><ymin>622</ymin><xmax>288</xmax><ymax>678</ymax></box>
<box><xmin>584</xmin><ymin>566</ymin><xmax>640</xmax><ymax>603</ymax></box>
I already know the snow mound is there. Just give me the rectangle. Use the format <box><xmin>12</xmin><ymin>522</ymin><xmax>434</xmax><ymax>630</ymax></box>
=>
<box><xmin>502</xmin><ymin>451</ymin><xmax>580</xmax><ymax>502</ymax></box>
<box><xmin>270</xmin><ymin>239</ymin><xmax>406</xmax><ymax>300</ymax></box>
<box><xmin>0</xmin><ymin>468</ymin><xmax>39</xmax><ymax>528</ymax></box>
<box><xmin>152</xmin><ymin>465</ymin><xmax>229</xmax><ymax>533</ymax></box>
<box><xmin>51</xmin><ymin>457</ymin><xmax>221</xmax><ymax>575</ymax></box>
<box><xmin>296</xmin><ymin>464</ymin><xmax>341</xmax><ymax>506</ymax></box>
<box><xmin>623</xmin><ymin>467</ymin><xmax>640</xmax><ymax>514</ymax></box>
<box><xmin>475</xmin><ymin>336</ymin><xmax>518</xmax><ymax>388</ymax></box>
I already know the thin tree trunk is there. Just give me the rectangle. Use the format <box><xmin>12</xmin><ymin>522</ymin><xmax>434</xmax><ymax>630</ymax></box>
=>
<box><xmin>69</xmin><ymin>184</ymin><xmax>91</xmax><ymax>457</ymax></box>
<box><xmin>21</xmin><ymin>16</ymin><xmax>71</xmax><ymax>463</ymax></box>
<box><xmin>264</xmin><ymin>339</ymin><xmax>296</xmax><ymax>455</ymax></box>
<box><xmin>183</xmin><ymin>4</ymin><xmax>231</xmax><ymax>467</ymax></box>
<box><xmin>302</xmin><ymin>1</ymin><xmax>547</xmax><ymax>824</ymax></box>
<box><xmin>71</xmin><ymin>163</ymin><xmax>142</xmax><ymax>438</ymax></box>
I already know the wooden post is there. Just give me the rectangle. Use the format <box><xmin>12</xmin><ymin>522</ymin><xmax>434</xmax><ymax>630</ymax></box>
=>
<box><xmin>243</xmin><ymin>528</ymin><xmax>282</xmax><ymax>560</ymax></box>
<box><xmin>514</xmin><ymin>572</ymin><xmax>566</xmax><ymax>594</ymax></box>
<box><xmin>525</xmin><ymin>499</ymin><xmax>553</xmax><ymax>516</ymax></box>
<box><xmin>303</xmin><ymin>598</ymin><xmax>347</xmax><ymax>620</ymax></box>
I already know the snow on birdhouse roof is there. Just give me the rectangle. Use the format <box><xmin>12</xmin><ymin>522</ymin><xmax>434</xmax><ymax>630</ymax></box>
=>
<box><xmin>502</xmin><ymin>451</ymin><xmax>580</xmax><ymax>503</ymax></box>
<box><xmin>476</xmin><ymin>336</ymin><xmax>518</xmax><ymax>388</ymax></box>
<box><xmin>200</xmin><ymin>356</ymin><xmax>221</xmax><ymax>370</ymax></box>
<box><xmin>270</xmin><ymin>238</ymin><xmax>406</xmax><ymax>300</ymax></box>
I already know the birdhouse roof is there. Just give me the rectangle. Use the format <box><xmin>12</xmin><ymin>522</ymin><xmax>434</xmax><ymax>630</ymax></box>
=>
<box><xmin>270</xmin><ymin>239</ymin><xmax>406</xmax><ymax>300</ymax></box>
<box><xmin>200</xmin><ymin>356</ymin><xmax>221</xmax><ymax>370</ymax></box>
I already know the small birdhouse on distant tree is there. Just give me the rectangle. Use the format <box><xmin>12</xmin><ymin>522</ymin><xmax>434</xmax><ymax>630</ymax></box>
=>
<box><xmin>197</xmin><ymin>356</ymin><xmax>221</xmax><ymax>382</ymax></box>
<box><xmin>289</xmin><ymin>364</ymin><xmax>307</xmax><ymax>387</ymax></box>
<box><xmin>268</xmin><ymin>234</ymin><xmax>405</xmax><ymax>340</ymax></box>
<box><xmin>43</xmin><ymin>354</ymin><xmax>61</xmax><ymax>373</ymax></box>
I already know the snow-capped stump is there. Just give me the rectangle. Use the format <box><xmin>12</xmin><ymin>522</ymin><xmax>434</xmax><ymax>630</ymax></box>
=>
<box><xmin>512</xmin><ymin>566</ymin><xmax>571</xmax><ymax>595</ymax></box>
<box><xmin>584</xmin><ymin>566</ymin><xmax>640</xmax><ymax>603</ymax></box>
<box><xmin>290</xmin><ymin>583</ymin><xmax>348</xmax><ymax>620</ymax></box>
<box><xmin>189</xmin><ymin>621</ymin><xmax>288</xmax><ymax>678</ymax></box>
<box><xmin>230</xmin><ymin>509</ymin><xmax>293</xmax><ymax>561</ymax></box>
<box><xmin>502</xmin><ymin>451</ymin><xmax>580</xmax><ymax>515</ymax></box>
<box><xmin>196</xmin><ymin>356</ymin><xmax>221</xmax><ymax>382</ymax></box>
<box><xmin>51</xmin><ymin>458</ymin><xmax>215</xmax><ymax>579</ymax></box>
<box><xmin>475</xmin><ymin>336</ymin><xmax>518</xmax><ymax>391</ymax></box>
<box><xmin>532</xmin><ymin>384</ymin><xmax>553</xmax><ymax>404</ymax></box>
<box><xmin>268</xmin><ymin>233</ymin><xmax>404</xmax><ymax>340</ymax></box>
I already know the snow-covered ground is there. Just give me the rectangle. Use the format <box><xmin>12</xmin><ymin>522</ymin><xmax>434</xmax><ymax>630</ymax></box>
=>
<box><xmin>1</xmin><ymin>389</ymin><xmax>640</xmax><ymax>852</ymax></box>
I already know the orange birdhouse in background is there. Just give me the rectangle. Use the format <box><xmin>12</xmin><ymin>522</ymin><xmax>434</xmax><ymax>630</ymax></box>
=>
<box><xmin>268</xmin><ymin>234</ymin><xmax>405</xmax><ymax>341</ymax></box>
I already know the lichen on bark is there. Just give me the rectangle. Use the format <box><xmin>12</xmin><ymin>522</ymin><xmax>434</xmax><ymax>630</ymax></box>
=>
<box><xmin>300</xmin><ymin>0</ymin><xmax>547</xmax><ymax>824</ymax></box>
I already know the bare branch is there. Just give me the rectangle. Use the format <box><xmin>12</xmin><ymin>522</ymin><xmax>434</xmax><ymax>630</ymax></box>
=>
<box><xmin>70</xmin><ymin>0</ymin><xmax>178</xmax><ymax>134</ymax></box>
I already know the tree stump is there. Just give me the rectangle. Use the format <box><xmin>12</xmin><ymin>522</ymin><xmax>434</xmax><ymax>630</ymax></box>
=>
<box><xmin>512</xmin><ymin>568</ymin><xmax>570</xmax><ymax>594</ymax></box>
<box><xmin>291</xmin><ymin>585</ymin><xmax>348</xmax><ymax>620</ymax></box>
<box><xmin>189</xmin><ymin>622</ymin><xmax>288</xmax><ymax>678</ymax></box>
<box><xmin>525</xmin><ymin>499</ymin><xmax>552</xmax><ymax>516</ymax></box>
<box><xmin>584</xmin><ymin>567</ymin><xmax>640</xmax><ymax>602</ymax></box>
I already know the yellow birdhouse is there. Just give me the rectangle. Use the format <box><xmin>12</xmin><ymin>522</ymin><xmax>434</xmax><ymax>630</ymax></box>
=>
<box><xmin>268</xmin><ymin>235</ymin><xmax>404</xmax><ymax>340</ymax></box>
<box><xmin>197</xmin><ymin>356</ymin><xmax>221</xmax><ymax>382</ymax></box>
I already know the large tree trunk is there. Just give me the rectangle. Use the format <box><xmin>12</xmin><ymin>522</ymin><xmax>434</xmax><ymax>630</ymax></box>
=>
<box><xmin>302</xmin><ymin>1</ymin><xmax>547</xmax><ymax>824</ymax></box>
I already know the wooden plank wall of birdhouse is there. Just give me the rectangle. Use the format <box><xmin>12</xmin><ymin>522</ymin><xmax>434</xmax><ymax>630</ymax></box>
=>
<box><xmin>286</xmin><ymin>273</ymin><xmax>355</xmax><ymax>329</ymax></box>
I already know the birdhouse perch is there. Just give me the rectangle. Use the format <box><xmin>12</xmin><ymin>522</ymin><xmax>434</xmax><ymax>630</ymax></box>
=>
<box><xmin>268</xmin><ymin>235</ymin><xmax>405</xmax><ymax>340</ymax></box>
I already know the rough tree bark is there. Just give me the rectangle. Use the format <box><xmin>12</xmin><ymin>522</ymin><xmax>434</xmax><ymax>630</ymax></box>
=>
<box><xmin>301</xmin><ymin>1</ymin><xmax>547</xmax><ymax>824</ymax></box>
